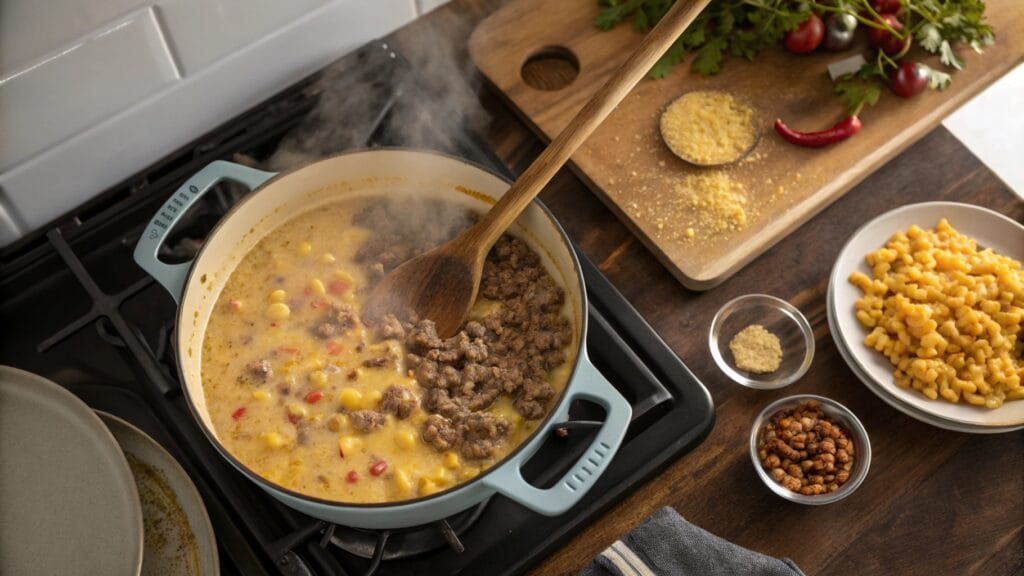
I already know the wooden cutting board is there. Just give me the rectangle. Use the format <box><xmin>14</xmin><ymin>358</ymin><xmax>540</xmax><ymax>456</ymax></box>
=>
<box><xmin>469</xmin><ymin>0</ymin><xmax>1024</xmax><ymax>289</ymax></box>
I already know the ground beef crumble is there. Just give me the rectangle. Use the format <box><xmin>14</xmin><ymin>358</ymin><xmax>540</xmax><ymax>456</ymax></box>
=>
<box><xmin>352</xmin><ymin>201</ymin><xmax>572</xmax><ymax>461</ymax></box>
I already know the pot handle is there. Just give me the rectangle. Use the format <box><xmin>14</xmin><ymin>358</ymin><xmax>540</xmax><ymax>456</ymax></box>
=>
<box><xmin>481</xmin><ymin>352</ymin><xmax>632</xmax><ymax>516</ymax></box>
<box><xmin>133</xmin><ymin>161</ymin><xmax>276</xmax><ymax>302</ymax></box>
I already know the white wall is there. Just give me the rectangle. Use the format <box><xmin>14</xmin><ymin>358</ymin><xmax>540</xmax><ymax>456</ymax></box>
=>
<box><xmin>0</xmin><ymin>0</ymin><xmax>450</xmax><ymax>246</ymax></box>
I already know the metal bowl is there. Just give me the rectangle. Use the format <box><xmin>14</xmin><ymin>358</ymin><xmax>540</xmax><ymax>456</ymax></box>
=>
<box><xmin>709</xmin><ymin>294</ymin><xmax>814</xmax><ymax>390</ymax></box>
<box><xmin>749</xmin><ymin>394</ymin><xmax>871</xmax><ymax>505</ymax></box>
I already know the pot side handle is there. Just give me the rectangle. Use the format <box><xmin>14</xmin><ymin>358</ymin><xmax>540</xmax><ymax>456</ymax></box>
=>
<box><xmin>132</xmin><ymin>161</ymin><xmax>276</xmax><ymax>302</ymax></box>
<box><xmin>481</xmin><ymin>352</ymin><xmax>632</xmax><ymax>516</ymax></box>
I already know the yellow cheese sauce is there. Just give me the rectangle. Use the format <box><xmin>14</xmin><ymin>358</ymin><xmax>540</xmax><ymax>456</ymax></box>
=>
<box><xmin>201</xmin><ymin>198</ymin><xmax>573</xmax><ymax>503</ymax></box>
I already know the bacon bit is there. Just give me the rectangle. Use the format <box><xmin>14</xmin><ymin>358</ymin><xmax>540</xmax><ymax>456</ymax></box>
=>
<box><xmin>369</xmin><ymin>460</ymin><xmax>388</xmax><ymax>477</ymax></box>
<box><xmin>326</xmin><ymin>341</ymin><xmax>344</xmax><ymax>356</ymax></box>
<box><xmin>346</xmin><ymin>470</ymin><xmax>360</xmax><ymax>483</ymax></box>
<box><xmin>346</xmin><ymin>370</ymin><xmax>358</xmax><ymax>381</ymax></box>
<box><xmin>305</xmin><ymin>390</ymin><xmax>324</xmax><ymax>404</ymax></box>
<box><xmin>270</xmin><ymin>322</ymin><xmax>279</xmax><ymax>328</ymax></box>
<box><xmin>231</xmin><ymin>407</ymin><xmax>247</xmax><ymax>421</ymax></box>
<box><xmin>328</xmin><ymin>280</ymin><xmax>350</xmax><ymax>295</ymax></box>
<box><xmin>288</xmin><ymin>413</ymin><xmax>300</xmax><ymax>424</ymax></box>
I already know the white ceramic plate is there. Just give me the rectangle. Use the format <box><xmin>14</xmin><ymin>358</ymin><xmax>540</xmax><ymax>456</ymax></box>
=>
<box><xmin>828</xmin><ymin>300</ymin><xmax>1022</xmax><ymax>434</ymax></box>
<box><xmin>97</xmin><ymin>412</ymin><xmax>220</xmax><ymax>576</ymax></box>
<box><xmin>0</xmin><ymin>366</ymin><xmax>143</xmax><ymax>576</ymax></box>
<box><xmin>829</xmin><ymin>202</ymin><xmax>1024</xmax><ymax>429</ymax></box>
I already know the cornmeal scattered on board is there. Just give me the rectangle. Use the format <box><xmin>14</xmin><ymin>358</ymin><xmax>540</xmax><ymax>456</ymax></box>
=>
<box><xmin>729</xmin><ymin>324</ymin><xmax>783</xmax><ymax>374</ymax></box>
<box><xmin>660</xmin><ymin>91</ymin><xmax>756</xmax><ymax>165</ymax></box>
<box><xmin>675</xmin><ymin>172</ymin><xmax>749</xmax><ymax>235</ymax></box>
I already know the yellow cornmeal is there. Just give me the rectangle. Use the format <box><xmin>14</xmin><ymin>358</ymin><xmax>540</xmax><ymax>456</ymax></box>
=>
<box><xmin>729</xmin><ymin>324</ymin><xmax>783</xmax><ymax>374</ymax></box>
<box><xmin>660</xmin><ymin>91</ymin><xmax>756</xmax><ymax>165</ymax></box>
<box><xmin>674</xmin><ymin>172</ymin><xmax>749</xmax><ymax>236</ymax></box>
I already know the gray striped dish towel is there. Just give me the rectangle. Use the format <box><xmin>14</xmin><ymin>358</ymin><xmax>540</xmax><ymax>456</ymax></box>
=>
<box><xmin>580</xmin><ymin>507</ymin><xmax>804</xmax><ymax>576</ymax></box>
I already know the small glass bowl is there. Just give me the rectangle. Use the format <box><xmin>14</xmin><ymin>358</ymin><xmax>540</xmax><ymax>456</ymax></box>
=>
<box><xmin>708</xmin><ymin>294</ymin><xmax>814</xmax><ymax>389</ymax></box>
<box><xmin>750</xmin><ymin>394</ymin><xmax>872</xmax><ymax>505</ymax></box>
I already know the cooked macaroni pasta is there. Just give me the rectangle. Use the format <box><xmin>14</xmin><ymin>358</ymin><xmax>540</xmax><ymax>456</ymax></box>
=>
<box><xmin>849</xmin><ymin>219</ymin><xmax>1023</xmax><ymax>409</ymax></box>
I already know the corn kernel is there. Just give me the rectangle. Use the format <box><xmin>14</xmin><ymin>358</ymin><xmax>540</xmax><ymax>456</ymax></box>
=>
<box><xmin>428</xmin><ymin>467</ymin><xmax>448</xmax><ymax>484</ymax></box>
<box><xmin>443</xmin><ymin>452</ymin><xmax>460</xmax><ymax>469</ymax></box>
<box><xmin>266</xmin><ymin>302</ymin><xmax>290</xmax><ymax>320</ymax></box>
<box><xmin>287</xmin><ymin>402</ymin><xmax>308</xmax><ymax>419</ymax></box>
<box><xmin>309</xmin><ymin>370</ymin><xmax>328</xmax><ymax>388</ymax></box>
<box><xmin>395</xmin><ymin>429</ymin><xmax>416</xmax><ymax>450</ymax></box>
<box><xmin>269</xmin><ymin>289</ymin><xmax>287</xmax><ymax>303</ymax></box>
<box><xmin>339</xmin><ymin>388</ymin><xmax>363</xmax><ymax>410</ymax></box>
<box><xmin>321</xmin><ymin>253</ymin><xmax>336</xmax><ymax>264</ymax></box>
<box><xmin>309</xmin><ymin>278</ymin><xmax>326</xmax><ymax>296</ymax></box>
<box><xmin>333</xmin><ymin>270</ymin><xmax>354</xmax><ymax>283</ymax></box>
<box><xmin>460</xmin><ymin>466</ymin><xmax>480</xmax><ymax>481</ymax></box>
<box><xmin>326</xmin><ymin>414</ymin><xmax>348</xmax><ymax>432</ymax></box>
<box><xmin>262</xmin><ymin>431</ymin><xmax>287</xmax><ymax>448</ymax></box>
<box><xmin>394</xmin><ymin>469</ymin><xmax>414</xmax><ymax>494</ymax></box>
<box><xmin>337</xmin><ymin>436</ymin><xmax>362</xmax><ymax>457</ymax></box>
<box><xmin>298</xmin><ymin>241</ymin><xmax>312</xmax><ymax>256</ymax></box>
<box><xmin>362</xmin><ymin>389</ymin><xmax>383</xmax><ymax>410</ymax></box>
<box><xmin>252</xmin><ymin>389</ymin><xmax>272</xmax><ymax>402</ymax></box>
<box><xmin>419</xmin><ymin>477</ymin><xmax>440</xmax><ymax>496</ymax></box>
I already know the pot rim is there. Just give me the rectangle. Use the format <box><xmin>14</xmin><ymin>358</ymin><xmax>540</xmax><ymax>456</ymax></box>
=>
<box><xmin>174</xmin><ymin>147</ymin><xmax>590</xmax><ymax>510</ymax></box>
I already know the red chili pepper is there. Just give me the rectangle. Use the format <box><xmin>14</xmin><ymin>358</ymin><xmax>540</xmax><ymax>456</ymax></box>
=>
<box><xmin>326</xmin><ymin>341</ymin><xmax>344</xmax><ymax>356</ymax></box>
<box><xmin>369</xmin><ymin>460</ymin><xmax>388</xmax><ymax>477</ymax></box>
<box><xmin>774</xmin><ymin>115</ymin><xmax>862</xmax><ymax>148</ymax></box>
<box><xmin>305</xmin><ymin>390</ymin><xmax>323</xmax><ymax>404</ymax></box>
<box><xmin>346</xmin><ymin>470</ymin><xmax>359</xmax><ymax>483</ymax></box>
<box><xmin>328</xmin><ymin>280</ymin><xmax>349</xmax><ymax>296</ymax></box>
<box><xmin>231</xmin><ymin>407</ymin><xmax>246</xmax><ymax>421</ymax></box>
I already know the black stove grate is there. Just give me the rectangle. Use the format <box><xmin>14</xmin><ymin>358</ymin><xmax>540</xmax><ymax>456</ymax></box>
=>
<box><xmin>0</xmin><ymin>41</ymin><xmax>714</xmax><ymax>576</ymax></box>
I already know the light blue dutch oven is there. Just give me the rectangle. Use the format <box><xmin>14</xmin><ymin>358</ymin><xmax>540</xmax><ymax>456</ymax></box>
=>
<box><xmin>133</xmin><ymin>150</ymin><xmax>632</xmax><ymax>529</ymax></box>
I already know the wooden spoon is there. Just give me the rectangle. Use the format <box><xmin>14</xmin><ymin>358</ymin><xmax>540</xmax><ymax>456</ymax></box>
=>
<box><xmin>365</xmin><ymin>0</ymin><xmax>713</xmax><ymax>337</ymax></box>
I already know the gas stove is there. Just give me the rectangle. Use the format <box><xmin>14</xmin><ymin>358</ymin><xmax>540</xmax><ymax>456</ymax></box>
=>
<box><xmin>0</xmin><ymin>42</ymin><xmax>713</xmax><ymax>576</ymax></box>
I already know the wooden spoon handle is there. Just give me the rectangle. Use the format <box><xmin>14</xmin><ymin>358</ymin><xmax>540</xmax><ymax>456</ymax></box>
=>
<box><xmin>466</xmin><ymin>0</ymin><xmax>713</xmax><ymax>254</ymax></box>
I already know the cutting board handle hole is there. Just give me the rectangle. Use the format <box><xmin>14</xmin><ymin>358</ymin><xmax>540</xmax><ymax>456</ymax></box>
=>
<box><xmin>521</xmin><ymin>46</ymin><xmax>579</xmax><ymax>91</ymax></box>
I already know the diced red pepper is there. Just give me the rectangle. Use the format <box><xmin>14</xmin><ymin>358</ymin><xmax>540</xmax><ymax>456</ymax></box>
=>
<box><xmin>270</xmin><ymin>322</ymin><xmax>279</xmax><ymax>328</ymax></box>
<box><xmin>231</xmin><ymin>407</ymin><xmax>246</xmax><ymax>421</ymax></box>
<box><xmin>346</xmin><ymin>470</ymin><xmax>360</xmax><ymax>483</ymax></box>
<box><xmin>326</xmin><ymin>341</ymin><xmax>344</xmax><ymax>356</ymax></box>
<box><xmin>310</xmin><ymin>298</ymin><xmax>328</xmax><ymax>309</ymax></box>
<box><xmin>279</xmin><ymin>346</ymin><xmax>300</xmax><ymax>355</ymax></box>
<box><xmin>305</xmin><ymin>390</ymin><xmax>323</xmax><ymax>404</ymax></box>
<box><xmin>328</xmin><ymin>280</ymin><xmax>349</xmax><ymax>295</ymax></box>
<box><xmin>288</xmin><ymin>413</ymin><xmax>300</xmax><ymax>424</ymax></box>
<box><xmin>369</xmin><ymin>460</ymin><xmax>388</xmax><ymax>477</ymax></box>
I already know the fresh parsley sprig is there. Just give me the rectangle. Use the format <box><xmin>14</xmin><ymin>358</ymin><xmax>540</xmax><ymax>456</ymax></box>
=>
<box><xmin>595</xmin><ymin>0</ymin><xmax>992</xmax><ymax>111</ymax></box>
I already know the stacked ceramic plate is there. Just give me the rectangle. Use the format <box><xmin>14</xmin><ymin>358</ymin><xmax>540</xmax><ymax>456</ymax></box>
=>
<box><xmin>828</xmin><ymin>202</ymin><xmax>1024</xmax><ymax>434</ymax></box>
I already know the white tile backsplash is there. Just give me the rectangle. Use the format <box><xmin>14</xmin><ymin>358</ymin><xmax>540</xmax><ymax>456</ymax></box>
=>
<box><xmin>0</xmin><ymin>0</ymin><xmax>150</xmax><ymax>73</ymax></box>
<box><xmin>0</xmin><ymin>9</ymin><xmax>178</xmax><ymax>173</ymax></box>
<box><xmin>157</xmin><ymin>0</ymin><xmax>328</xmax><ymax>74</ymax></box>
<box><xmin>0</xmin><ymin>0</ymin><xmax>417</xmax><ymax>243</ymax></box>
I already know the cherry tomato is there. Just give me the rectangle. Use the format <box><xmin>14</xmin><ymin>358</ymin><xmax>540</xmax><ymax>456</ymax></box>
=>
<box><xmin>871</xmin><ymin>0</ymin><xmax>902</xmax><ymax>14</ymax></box>
<box><xmin>785</xmin><ymin>13</ymin><xmax>825</xmax><ymax>54</ymax></box>
<box><xmin>867</xmin><ymin>14</ymin><xmax>909</xmax><ymax>55</ymax></box>
<box><xmin>890</xmin><ymin>62</ymin><xmax>928</xmax><ymax>98</ymax></box>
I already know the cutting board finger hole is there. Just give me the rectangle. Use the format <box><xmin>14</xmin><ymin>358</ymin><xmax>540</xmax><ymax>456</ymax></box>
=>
<box><xmin>521</xmin><ymin>46</ymin><xmax>579</xmax><ymax>91</ymax></box>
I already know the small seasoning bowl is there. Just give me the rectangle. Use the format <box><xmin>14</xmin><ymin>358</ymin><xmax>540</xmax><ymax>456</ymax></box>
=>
<box><xmin>708</xmin><ymin>294</ymin><xmax>814</xmax><ymax>390</ymax></box>
<box><xmin>749</xmin><ymin>394</ymin><xmax>872</xmax><ymax>505</ymax></box>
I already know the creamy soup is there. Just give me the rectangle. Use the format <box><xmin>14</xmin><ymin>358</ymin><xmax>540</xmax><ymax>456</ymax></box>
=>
<box><xmin>201</xmin><ymin>198</ymin><xmax>574</xmax><ymax>503</ymax></box>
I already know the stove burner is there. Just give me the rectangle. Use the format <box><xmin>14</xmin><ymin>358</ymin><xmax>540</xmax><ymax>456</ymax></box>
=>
<box><xmin>329</xmin><ymin>498</ymin><xmax>489</xmax><ymax>561</ymax></box>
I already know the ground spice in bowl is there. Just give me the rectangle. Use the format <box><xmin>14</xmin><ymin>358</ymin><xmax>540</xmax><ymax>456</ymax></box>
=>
<box><xmin>729</xmin><ymin>324</ymin><xmax>782</xmax><ymax>374</ymax></box>
<box><xmin>660</xmin><ymin>90</ymin><xmax>757</xmax><ymax>166</ymax></box>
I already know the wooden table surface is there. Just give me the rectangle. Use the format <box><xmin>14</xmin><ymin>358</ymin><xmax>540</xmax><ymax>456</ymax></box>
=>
<box><xmin>389</xmin><ymin>3</ymin><xmax>1024</xmax><ymax>575</ymax></box>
